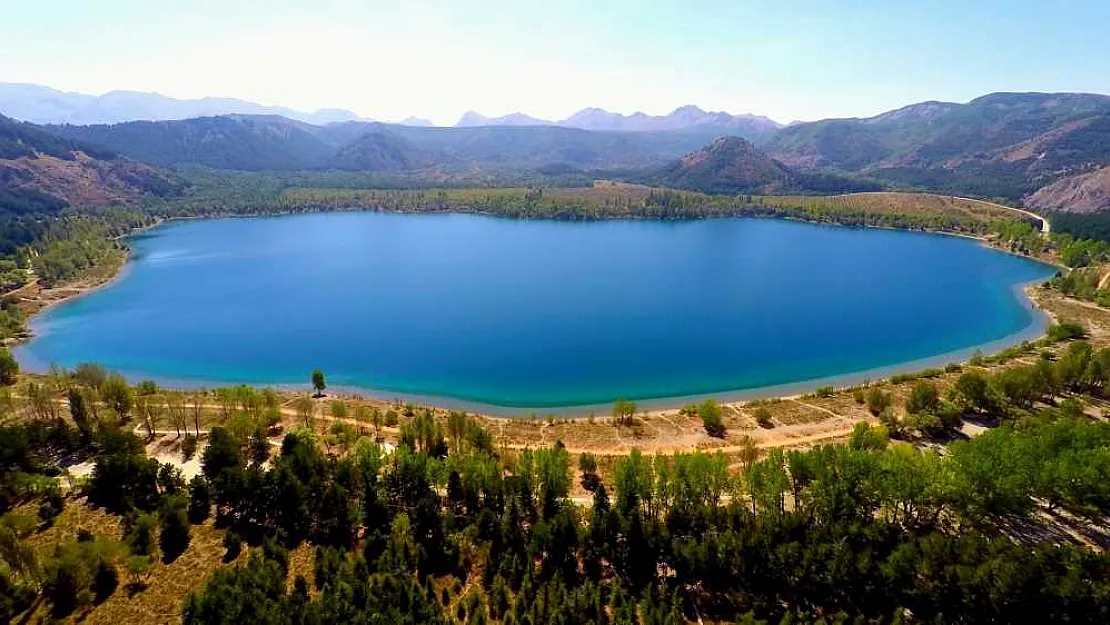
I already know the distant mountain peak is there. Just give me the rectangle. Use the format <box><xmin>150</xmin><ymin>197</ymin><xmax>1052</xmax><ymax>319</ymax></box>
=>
<box><xmin>399</xmin><ymin>116</ymin><xmax>434</xmax><ymax>127</ymax></box>
<box><xmin>670</xmin><ymin>104</ymin><xmax>707</xmax><ymax>115</ymax></box>
<box><xmin>455</xmin><ymin>111</ymin><xmax>489</xmax><ymax>127</ymax></box>
<box><xmin>555</xmin><ymin>105</ymin><xmax>781</xmax><ymax>141</ymax></box>
<box><xmin>455</xmin><ymin>111</ymin><xmax>550</xmax><ymax>127</ymax></box>
<box><xmin>0</xmin><ymin>82</ymin><xmax>362</xmax><ymax>126</ymax></box>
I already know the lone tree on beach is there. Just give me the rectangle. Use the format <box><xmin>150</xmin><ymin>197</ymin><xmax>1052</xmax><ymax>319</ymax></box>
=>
<box><xmin>613</xmin><ymin>398</ymin><xmax>637</xmax><ymax>426</ymax></box>
<box><xmin>312</xmin><ymin>369</ymin><xmax>327</xmax><ymax>398</ymax></box>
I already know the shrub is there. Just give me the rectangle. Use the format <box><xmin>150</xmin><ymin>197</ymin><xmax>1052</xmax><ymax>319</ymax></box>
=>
<box><xmin>73</xmin><ymin>362</ymin><xmax>108</xmax><ymax>388</ymax></box>
<box><xmin>181</xmin><ymin>434</ymin><xmax>198</xmax><ymax>461</ymax></box>
<box><xmin>0</xmin><ymin>348</ymin><xmax>18</xmax><ymax>385</ymax></box>
<box><xmin>223</xmin><ymin>531</ymin><xmax>243</xmax><ymax>562</ymax></box>
<box><xmin>92</xmin><ymin>557</ymin><xmax>119</xmax><ymax>602</ymax></box>
<box><xmin>697</xmin><ymin>400</ymin><xmax>726</xmax><ymax>437</ymax></box>
<box><xmin>753</xmin><ymin>406</ymin><xmax>774</xmax><ymax>428</ymax></box>
<box><xmin>38</xmin><ymin>490</ymin><xmax>65</xmax><ymax>526</ymax></box>
<box><xmin>159</xmin><ymin>496</ymin><xmax>191</xmax><ymax>563</ymax></box>
<box><xmin>1047</xmin><ymin>321</ymin><xmax>1086</xmax><ymax>342</ymax></box>
<box><xmin>815</xmin><ymin>385</ymin><xmax>835</xmax><ymax>398</ymax></box>
<box><xmin>123</xmin><ymin>512</ymin><xmax>158</xmax><ymax>558</ymax></box>
<box><xmin>951</xmin><ymin>370</ymin><xmax>993</xmax><ymax>413</ymax></box>
<box><xmin>612</xmin><ymin>398</ymin><xmax>637</xmax><ymax>426</ymax></box>
<box><xmin>125</xmin><ymin>554</ymin><xmax>151</xmax><ymax>587</ymax></box>
<box><xmin>866</xmin><ymin>389</ymin><xmax>892</xmax><ymax>416</ymax></box>
<box><xmin>187</xmin><ymin>476</ymin><xmax>211</xmax><ymax>524</ymax></box>
<box><xmin>905</xmin><ymin>380</ymin><xmax>940</xmax><ymax>415</ymax></box>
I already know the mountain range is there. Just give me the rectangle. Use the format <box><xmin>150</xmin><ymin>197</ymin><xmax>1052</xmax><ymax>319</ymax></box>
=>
<box><xmin>453</xmin><ymin>105</ymin><xmax>782</xmax><ymax>144</ymax></box>
<box><xmin>0</xmin><ymin>83</ymin><xmax>362</xmax><ymax>126</ymax></box>
<box><xmin>4</xmin><ymin>84</ymin><xmax>1110</xmax><ymax>213</ymax></box>
<box><xmin>44</xmin><ymin>116</ymin><xmax>723</xmax><ymax>172</ymax></box>
<box><xmin>763</xmin><ymin>92</ymin><xmax>1110</xmax><ymax>207</ymax></box>
<box><xmin>0</xmin><ymin>83</ymin><xmax>782</xmax><ymax>141</ymax></box>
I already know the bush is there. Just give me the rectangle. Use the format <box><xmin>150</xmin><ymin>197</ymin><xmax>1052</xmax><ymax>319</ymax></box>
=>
<box><xmin>0</xmin><ymin>348</ymin><xmax>18</xmax><ymax>385</ymax></box>
<box><xmin>73</xmin><ymin>363</ymin><xmax>108</xmax><ymax>389</ymax></box>
<box><xmin>697</xmin><ymin>400</ymin><xmax>726</xmax><ymax>438</ymax></box>
<box><xmin>123</xmin><ymin>512</ymin><xmax>158</xmax><ymax>558</ymax></box>
<box><xmin>187</xmin><ymin>476</ymin><xmax>211</xmax><ymax>524</ymax></box>
<box><xmin>951</xmin><ymin>370</ymin><xmax>993</xmax><ymax>413</ymax></box>
<box><xmin>815</xmin><ymin>385</ymin><xmax>835</xmax><ymax>398</ymax></box>
<box><xmin>753</xmin><ymin>407</ymin><xmax>774</xmax><ymax>429</ymax></box>
<box><xmin>851</xmin><ymin>388</ymin><xmax>865</xmax><ymax>404</ymax></box>
<box><xmin>866</xmin><ymin>389</ymin><xmax>892</xmax><ymax>416</ymax></box>
<box><xmin>223</xmin><ymin>531</ymin><xmax>243</xmax><ymax>562</ymax></box>
<box><xmin>159</xmin><ymin>496</ymin><xmax>191</xmax><ymax>563</ymax></box>
<box><xmin>905</xmin><ymin>411</ymin><xmax>945</xmax><ymax>438</ymax></box>
<box><xmin>38</xmin><ymin>491</ymin><xmax>65</xmax><ymax>526</ymax></box>
<box><xmin>181</xmin><ymin>434</ymin><xmax>198</xmax><ymax>461</ymax></box>
<box><xmin>125</xmin><ymin>554</ymin><xmax>151</xmax><ymax>587</ymax></box>
<box><xmin>92</xmin><ymin>557</ymin><xmax>119</xmax><ymax>602</ymax></box>
<box><xmin>1047</xmin><ymin>321</ymin><xmax>1086</xmax><ymax>342</ymax></box>
<box><xmin>905</xmin><ymin>380</ymin><xmax>940</xmax><ymax>414</ymax></box>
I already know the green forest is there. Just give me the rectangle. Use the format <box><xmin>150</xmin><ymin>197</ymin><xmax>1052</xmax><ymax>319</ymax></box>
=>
<box><xmin>4</xmin><ymin>333</ymin><xmax>1110</xmax><ymax>623</ymax></box>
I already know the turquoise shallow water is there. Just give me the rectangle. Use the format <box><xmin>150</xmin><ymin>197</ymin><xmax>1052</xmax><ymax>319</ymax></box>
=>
<box><xmin>15</xmin><ymin>212</ymin><xmax>1055</xmax><ymax>411</ymax></box>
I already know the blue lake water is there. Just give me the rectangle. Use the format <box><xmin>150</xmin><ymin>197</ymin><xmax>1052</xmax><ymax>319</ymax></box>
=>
<box><xmin>16</xmin><ymin>212</ymin><xmax>1056</xmax><ymax>411</ymax></box>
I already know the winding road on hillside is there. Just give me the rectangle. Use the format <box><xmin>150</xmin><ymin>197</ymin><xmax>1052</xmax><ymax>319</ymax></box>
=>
<box><xmin>951</xmin><ymin>195</ymin><xmax>1051</xmax><ymax>234</ymax></box>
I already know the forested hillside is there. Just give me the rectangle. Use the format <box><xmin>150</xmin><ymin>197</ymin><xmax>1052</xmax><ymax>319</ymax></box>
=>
<box><xmin>0</xmin><ymin>114</ymin><xmax>180</xmax><ymax>292</ymax></box>
<box><xmin>45</xmin><ymin>117</ymin><xmax>715</xmax><ymax>172</ymax></box>
<box><xmin>642</xmin><ymin>136</ymin><xmax>881</xmax><ymax>195</ymax></box>
<box><xmin>765</xmin><ymin>93</ymin><xmax>1110</xmax><ymax>208</ymax></box>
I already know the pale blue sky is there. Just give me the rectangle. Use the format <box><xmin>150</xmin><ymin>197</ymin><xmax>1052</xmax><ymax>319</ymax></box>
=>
<box><xmin>2</xmin><ymin>0</ymin><xmax>1108</xmax><ymax>125</ymax></box>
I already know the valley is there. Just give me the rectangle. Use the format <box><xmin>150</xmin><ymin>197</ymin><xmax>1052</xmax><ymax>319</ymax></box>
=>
<box><xmin>8</xmin><ymin>83</ymin><xmax>1110</xmax><ymax>625</ymax></box>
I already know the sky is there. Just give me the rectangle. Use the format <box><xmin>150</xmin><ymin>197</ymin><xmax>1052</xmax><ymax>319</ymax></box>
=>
<box><xmin>2</xmin><ymin>0</ymin><xmax>1109</xmax><ymax>126</ymax></box>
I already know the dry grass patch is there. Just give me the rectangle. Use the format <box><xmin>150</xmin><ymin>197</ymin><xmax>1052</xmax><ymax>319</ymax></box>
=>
<box><xmin>17</xmin><ymin>499</ymin><xmax>236</xmax><ymax>625</ymax></box>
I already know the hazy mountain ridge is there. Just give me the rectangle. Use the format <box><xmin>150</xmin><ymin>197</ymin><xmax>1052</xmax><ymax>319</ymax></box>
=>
<box><xmin>455</xmin><ymin>111</ymin><xmax>551</xmax><ymax>127</ymax></box>
<box><xmin>47</xmin><ymin>115</ymin><xmax>339</xmax><ymax>171</ymax></box>
<box><xmin>44</xmin><ymin>116</ymin><xmax>716</xmax><ymax>172</ymax></box>
<box><xmin>0</xmin><ymin>82</ymin><xmax>361</xmax><ymax>126</ymax></box>
<box><xmin>454</xmin><ymin>104</ymin><xmax>782</xmax><ymax>143</ymax></box>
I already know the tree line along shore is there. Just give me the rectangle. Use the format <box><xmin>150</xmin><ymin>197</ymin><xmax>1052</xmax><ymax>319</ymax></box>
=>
<box><xmin>4</xmin><ymin>184</ymin><xmax>1107</xmax><ymax>345</ymax></box>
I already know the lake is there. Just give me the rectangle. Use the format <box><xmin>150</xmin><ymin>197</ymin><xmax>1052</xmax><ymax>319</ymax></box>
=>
<box><xmin>16</xmin><ymin>212</ymin><xmax>1056</xmax><ymax>412</ymax></box>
